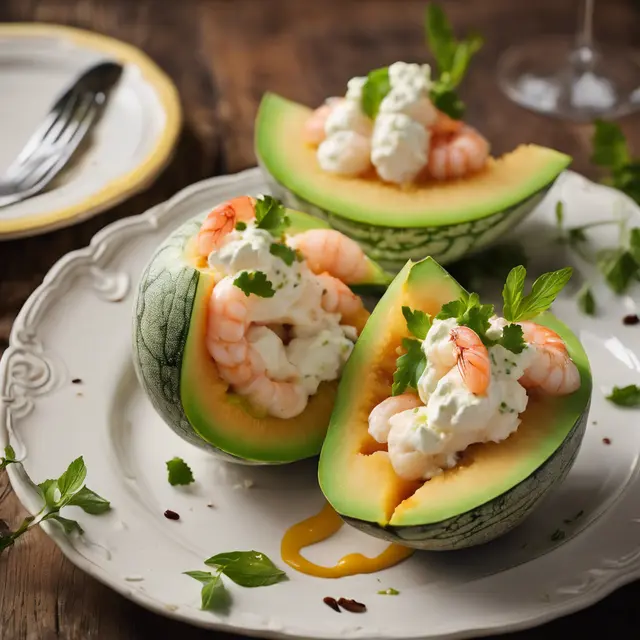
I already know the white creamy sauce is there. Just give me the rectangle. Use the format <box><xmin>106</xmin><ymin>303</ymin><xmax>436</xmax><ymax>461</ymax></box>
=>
<box><xmin>316</xmin><ymin>61</ymin><xmax>437</xmax><ymax>184</ymax></box>
<box><xmin>207</xmin><ymin>222</ymin><xmax>356</xmax><ymax>411</ymax></box>
<box><xmin>370</xmin><ymin>317</ymin><xmax>534</xmax><ymax>481</ymax></box>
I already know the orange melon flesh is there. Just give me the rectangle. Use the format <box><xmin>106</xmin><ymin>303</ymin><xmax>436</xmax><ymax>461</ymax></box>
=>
<box><xmin>256</xmin><ymin>93</ymin><xmax>572</xmax><ymax>227</ymax></box>
<box><xmin>180</xmin><ymin>272</ymin><xmax>369</xmax><ymax>463</ymax></box>
<box><xmin>318</xmin><ymin>258</ymin><xmax>592</xmax><ymax>527</ymax></box>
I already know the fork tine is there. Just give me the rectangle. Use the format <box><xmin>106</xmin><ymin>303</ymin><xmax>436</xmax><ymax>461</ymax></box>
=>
<box><xmin>5</xmin><ymin>89</ymin><xmax>80</xmax><ymax>176</ymax></box>
<box><xmin>14</xmin><ymin>97</ymin><xmax>100</xmax><ymax>196</ymax></box>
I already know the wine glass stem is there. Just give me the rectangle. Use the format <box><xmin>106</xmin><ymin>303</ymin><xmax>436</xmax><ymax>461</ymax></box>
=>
<box><xmin>577</xmin><ymin>0</ymin><xmax>595</xmax><ymax>50</ymax></box>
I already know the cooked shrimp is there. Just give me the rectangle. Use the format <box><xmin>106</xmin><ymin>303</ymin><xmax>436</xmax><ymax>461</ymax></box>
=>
<box><xmin>368</xmin><ymin>393</ymin><xmax>423</xmax><ymax>443</ymax></box>
<box><xmin>450</xmin><ymin>326</ymin><xmax>490</xmax><ymax>396</ymax></box>
<box><xmin>519</xmin><ymin>322</ymin><xmax>580</xmax><ymax>396</ymax></box>
<box><xmin>206</xmin><ymin>277</ymin><xmax>308</xmax><ymax>418</ymax></box>
<box><xmin>431</xmin><ymin>110</ymin><xmax>464</xmax><ymax>136</ymax></box>
<box><xmin>316</xmin><ymin>272</ymin><xmax>365</xmax><ymax>318</ymax></box>
<box><xmin>426</xmin><ymin>125</ymin><xmax>489</xmax><ymax>181</ymax></box>
<box><xmin>287</xmin><ymin>229</ymin><xmax>369</xmax><ymax>284</ymax></box>
<box><xmin>196</xmin><ymin>196</ymin><xmax>256</xmax><ymax>257</ymax></box>
<box><xmin>303</xmin><ymin>98</ymin><xmax>344</xmax><ymax>146</ymax></box>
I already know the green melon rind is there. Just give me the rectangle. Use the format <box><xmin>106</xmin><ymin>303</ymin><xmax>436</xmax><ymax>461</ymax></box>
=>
<box><xmin>342</xmin><ymin>403</ymin><xmax>588</xmax><ymax>550</ymax></box>
<box><xmin>260</xmin><ymin>161</ymin><xmax>553</xmax><ymax>272</ymax></box>
<box><xmin>132</xmin><ymin>207</ymin><xmax>390</xmax><ymax>464</ymax></box>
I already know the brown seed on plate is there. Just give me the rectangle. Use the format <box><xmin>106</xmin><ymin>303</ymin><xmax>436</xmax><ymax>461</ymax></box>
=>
<box><xmin>623</xmin><ymin>314</ymin><xmax>640</xmax><ymax>325</ymax></box>
<box><xmin>164</xmin><ymin>510</ymin><xmax>180</xmax><ymax>520</ymax></box>
<box><xmin>71</xmin><ymin>378</ymin><xmax>83</xmax><ymax>384</ymax></box>
<box><xmin>603</xmin><ymin>437</ymin><xmax>612</xmax><ymax>445</ymax></box>
<box><xmin>337</xmin><ymin>598</ymin><xmax>367</xmax><ymax>613</ymax></box>
<box><xmin>323</xmin><ymin>597</ymin><xmax>341</xmax><ymax>612</ymax></box>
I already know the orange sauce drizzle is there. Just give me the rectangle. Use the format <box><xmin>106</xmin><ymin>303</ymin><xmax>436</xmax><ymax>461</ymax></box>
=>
<box><xmin>281</xmin><ymin>502</ymin><xmax>414</xmax><ymax>578</ymax></box>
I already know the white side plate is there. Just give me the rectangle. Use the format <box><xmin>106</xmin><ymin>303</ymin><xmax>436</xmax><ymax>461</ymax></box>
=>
<box><xmin>2</xmin><ymin>168</ymin><xmax>640</xmax><ymax>639</ymax></box>
<box><xmin>0</xmin><ymin>24</ymin><xmax>181</xmax><ymax>239</ymax></box>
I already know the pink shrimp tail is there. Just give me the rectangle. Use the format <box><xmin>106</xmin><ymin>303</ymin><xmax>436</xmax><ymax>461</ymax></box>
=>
<box><xmin>196</xmin><ymin>196</ymin><xmax>256</xmax><ymax>257</ymax></box>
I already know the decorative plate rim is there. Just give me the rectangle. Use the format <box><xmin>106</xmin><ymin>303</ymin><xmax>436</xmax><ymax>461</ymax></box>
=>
<box><xmin>0</xmin><ymin>22</ymin><xmax>182</xmax><ymax>239</ymax></box>
<box><xmin>2</xmin><ymin>167</ymin><xmax>640</xmax><ymax>640</ymax></box>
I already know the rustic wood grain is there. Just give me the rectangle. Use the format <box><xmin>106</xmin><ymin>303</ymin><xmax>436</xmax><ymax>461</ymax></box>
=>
<box><xmin>1</xmin><ymin>0</ymin><xmax>640</xmax><ymax>638</ymax></box>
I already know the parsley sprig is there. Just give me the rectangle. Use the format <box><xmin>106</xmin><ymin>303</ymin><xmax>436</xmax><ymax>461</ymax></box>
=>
<box><xmin>233</xmin><ymin>270</ymin><xmax>276</xmax><ymax>298</ymax></box>
<box><xmin>185</xmin><ymin>551</ymin><xmax>287</xmax><ymax>611</ymax></box>
<box><xmin>166</xmin><ymin>457</ymin><xmax>195</xmax><ymax>486</ymax></box>
<box><xmin>254</xmin><ymin>195</ymin><xmax>290</xmax><ymax>238</ymax></box>
<box><xmin>391</xmin><ymin>265</ymin><xmax>571</xmax><ymax>395</ymax></box>
<box><xmin>0</xmin><ymin>454</ymin><xmax>110</xmax><ymax>554</ymax></box>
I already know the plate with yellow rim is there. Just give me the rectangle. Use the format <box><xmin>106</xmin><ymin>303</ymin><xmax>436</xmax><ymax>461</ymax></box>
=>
<box><xmin>2</xmin><ymin>167</ymin><xmax>640</xmax><ymax>639</ymax></box>
<box><xmin>0</xmin><ymin>23</ymin><xmax>181</xmax><ymax>239</ymax></box>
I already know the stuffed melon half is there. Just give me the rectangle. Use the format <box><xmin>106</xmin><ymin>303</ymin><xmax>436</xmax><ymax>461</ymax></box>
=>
<box><xmin>319</xmin><ymin>257</ymin><xmax>591</xmax><ymax>549</ymax></box>
<box><xmin>133</xmin><ymin>199</ymin><xmax>390</xmax><ymax>465</ymax></box>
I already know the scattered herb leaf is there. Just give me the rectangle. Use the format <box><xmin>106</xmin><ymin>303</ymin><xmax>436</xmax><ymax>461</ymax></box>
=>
<box><xmin>235</xmin><ymin>221</ymin><xmax>247</xmax><ymax>231</ymax></box>
<box><xmin>0</xmin><ymin>445</ymin><xmax>18</xmax><ymax>472</ymax></box>
<box><xmin>402</xmin><ymin>306</ymin><xmax>431</xmax><ymax>340</ymax></box>
<box><xmin>555</xmin><ymin>200</ymin><xmax>564</xmax><ymax>229</ymax></box>
<box><xmin>577</xmin><ymin>285</ymin><xmax>596</xmax><ymax>316</ymax></box>
<box><xmin>377</xmin><ymin>588</ymin><xmax>400</xmax><ymax>595</ymax></box>
<box><xmin>184</xmin><ymin>570</ymin><xmax>227</xmax><ymax>611</ymax></box>
<box><xmin>66</xmin><ymin>486</ymin><xmax>111</xmax><ymax>514</ymax></box>
<box><xmin>233</xmin><ymin>271</ymin><xmax>276</xmax><ymax>298</ymax></box>
<box><xmin>606</xmin><ymin>384</ymin><xmax>640</xmax><ymax>407</ymax></box>
<box><xmin>598</xmin><ymin>248</ymin><xmax>638</xmax><ymax>294</ymax></box>
<box><xmin>166</xmin><ymin>457</ymin><xmax>195</xmax><ymax>487</ymax></box>
<box><xmin>205</xmin><ymin>550</ymin><xmax>287</xmax><ymax>587</ymax></box>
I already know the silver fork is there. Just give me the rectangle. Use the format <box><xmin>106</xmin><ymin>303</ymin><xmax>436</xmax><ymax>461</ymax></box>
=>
<box><xmin>0</xmin><ymin>61</ymin><xmax>123</xmax><ymax>209</ymax></box>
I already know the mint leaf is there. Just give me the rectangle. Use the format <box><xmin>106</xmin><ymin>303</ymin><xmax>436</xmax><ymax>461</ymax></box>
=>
<box><xmin>43</xmin><ymin>513</ymin><xmax>83</xmax><ymax>535</ymax></box>
<box><xmin>184</xmin><ymin>571</ymin><xmax>228</xmax><ymax>611</ymax></box>
<box><xmin>66</xmin><ymin>486</ymin><xmax>111</xmax><ymax>514</ymax></box>
<box><xmin>430</xmin><ymin>85</ymin><xmax>465</xmax><ymax>119</ymax></box>
<box><xmin>0</xmin><ymin>445</ymin><xmax>18</xmax><ymax>471</ymax></box>
<box><xmin>425</xmin><ymin>3</ymin><xmax>456</xmax><ymax>72</ymax></box>
<box><xmin>233</xmin><ymin>271</ymin><xmax>275</xmax><ymax>298</ymax></box>
<box><xmin>577</xmin><ymin>285</ymin><xmax>596</xmax><ymax>316</ymax></box>
<box><xmin>166</xmin><ymin>457</ymin><xmax>195</xmax><ymax>487</ymax></box>
<box><xmin>361</xmin><ymin>67</ymin><xmax>391</xmax><ymax>119</ymax></box>
<box><xmin>38</xmin><ymin>479</ymin><xmax>58</xmax><ymax>508</ymax></box>
<box><xmin>502</xmin><ymin>265</ymin><xmax>526</xmax><ymax>322</ymax></box>
<box><xmin>392</xmin><ymin>338</ymin><xmax>426</xmax><ymax>396</ymax></box>
<box><xmin>448</xmin><ymin>34</ymin><xmax>483</xmax><ymax>87</ymax></box>
<box><xmin>205</xmin><ymin>551</ymin><xmax>287</xmax><ymax>587</ymax></box>
<box><xmin>598</xmin><ymin>249</ymin><xmax>637</xmax><ymax>293</ymax></box>
<box><xmin>591</xmin><ymin>120</ymin><xmax>630</xmax><ymax>170</ymax></box>
<box><xmin>269</xmin><ymin>242</ymin><xmax>298</xmax><ymax>267</ymax></box>
<box><xmin>254</xmin><ymin>196</ymin><xmax>289</xmax><ymax>236</ymax></box>
<box><xmin>606</xmin><ymin>384</ymin><xmax>640</xmax><ymax>407</ymax></box>
<box><xmin>499</xmin><ymin>324</ymin><xmax>526</xmax><ymax>354</ymax></box>
<box><xmin>56</xmin><ymin>457</ymin><xmax>87</xmax><ymax>502</ymax></box>
<box><xmin>402</xmin><ymin>306</ymin><xmax>431</xmax><ymax>340</ymax></box>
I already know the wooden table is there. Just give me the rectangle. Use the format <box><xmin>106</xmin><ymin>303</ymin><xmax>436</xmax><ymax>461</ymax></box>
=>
<box><xmin>1</xmin><ymin>0</ymin><xmax>640</xmax><ymax>637</ymax></box>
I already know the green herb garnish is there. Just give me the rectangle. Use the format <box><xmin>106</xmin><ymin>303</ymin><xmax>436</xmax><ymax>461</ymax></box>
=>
<box><xmin>392</xmin><ymin>338</ymin><xmax>426</xmax><ymax>396</ymax></box>
<box><xmin>166</xmin><ymin>457</ymin><xmax>195</xmax><ymax>486</ymax></box>
<box><xmin>606</xmin><ymin>384</ymin><xmax>640</xmax><ymax>407</ymax></box>
<box><xmin>186</xmin><ymin>551</ymin><xmax>287</xmax><ymax>611</ymax></box>
<box><xmin>502</xmin><ymin>265</ymin><xmax>573</xmax><ymax>323</ymax></box>
<box><xmin>361</xmin><ymin>67</ymin><xmax>392</xmax><ymax>119</ymax></box>
<box><xmin>269</xmin><ymin>242</ymin><xmax>298</xmax><ymax>267</ymax></box>
<box><xmin>577</xmin><ymin>285</ymin><xmax>596</xmax><ymax>316</ymax></box>
<box><xmin>0</xmin><ymin>456</ymin><xmax>110</xmax><ymax>554</ymax></box>
<box><xmin>233</xmin><ymin>271</ymin><xmax>276</xmax><ymax>298</ymax></box>
<box><xmin>378</xmin><ymin>588</ymin><xmax>400</xmax><ymax>595</ymax></box>
<box><xmin>402</xmin><ymin>306</ymin><xmax>431</xmax><ymax>340</ymax></box>
<box><xmin>0</xmin><ymin>445</ymin><xmax>18</xmax><ymax>472</ymax></box>
<box><xmin>235</xmin><ymin>221</ymin><xmax>247</xmax><ymax>231</ymax></box>
<box><xmin>254</xmin><ymin>195</ymin><xmax>290</xmax><ymax>237</ymax></box>
<box><xmin>425</xmin><ymin>2</ymin><xmax>483</xmax><ymax>119</ymax></box>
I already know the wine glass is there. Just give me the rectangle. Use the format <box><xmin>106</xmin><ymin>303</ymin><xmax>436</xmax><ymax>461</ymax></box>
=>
<box><xmin>497</xmin><ymin>0</ymin><xmax>640</xmax><ymax>121</ymax></box>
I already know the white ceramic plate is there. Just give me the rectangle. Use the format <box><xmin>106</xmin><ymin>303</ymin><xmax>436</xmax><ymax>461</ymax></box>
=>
<box><xmin>0</xmin><ymin>24</ymin><xmax>181</xmax><ymax>239</ymax></box>
<box><xmin>2</xmin><ymin>167</ymin><xmax>640</xmax><ymax>640</ymax></box>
